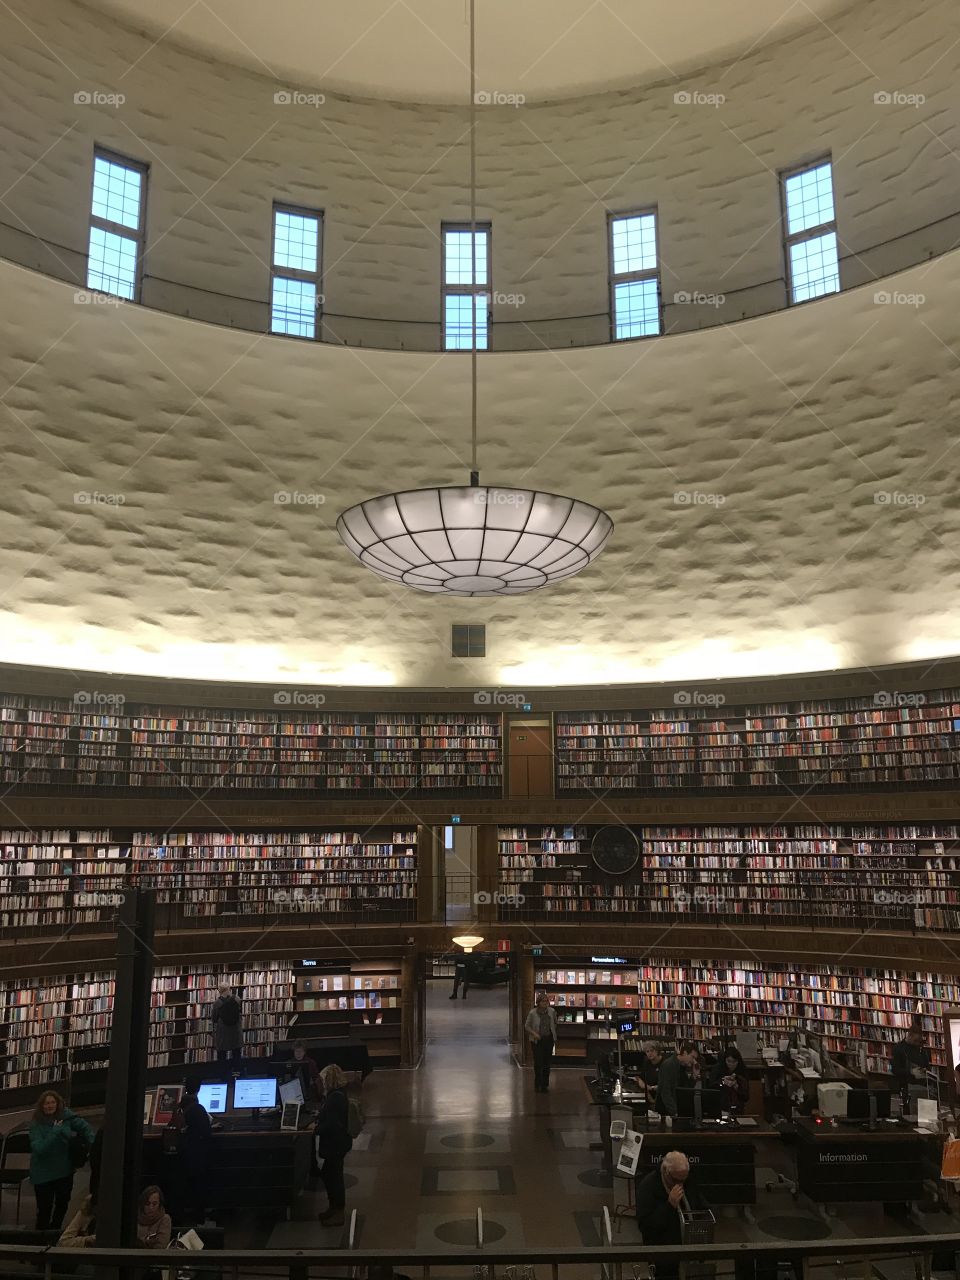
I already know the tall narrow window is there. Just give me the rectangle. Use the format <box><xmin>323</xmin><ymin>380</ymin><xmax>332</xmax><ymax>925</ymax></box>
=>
<box><xmin>271</xmin><ymin>205</ymin><xmax>322</xmax><ymax>338</ymax></box>
<box><xmin>87</xmin><ymin>151</ymin><xmax>147</xmax><ymax>300</ymax></box>
<box><xmin>609</xmin><ymin>210</ymin><xmax>661</xmax><ymax>339</ymax></box>
<box><xmin>442</xmin><ymin>224</ymin><xmax>490</xmax><ymax>350</ymax></box>
<box><xmin>781</xmin><ymin>159</ymin><xmax>840</xmax><ymax>304</ymax></box>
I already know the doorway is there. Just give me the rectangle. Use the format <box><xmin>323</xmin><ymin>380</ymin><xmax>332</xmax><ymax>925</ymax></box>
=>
<box><xmin>507</xmin><ymin>718</ymin><xmax>553</xmax><ymax>798</ymax></box>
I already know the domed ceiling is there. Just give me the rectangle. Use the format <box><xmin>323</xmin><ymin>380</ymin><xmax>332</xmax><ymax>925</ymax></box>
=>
<box><xmin>83</xmin><ymin>0</ymin><xmax>854</xmax><ymax>103</ymax></box>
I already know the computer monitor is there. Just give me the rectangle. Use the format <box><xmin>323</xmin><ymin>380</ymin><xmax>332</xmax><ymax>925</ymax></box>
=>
<box><xmin>279</xmin><ymin>1077</ymin><xmax>305</xmax><ymax>1107</ymax></box>
<box><xmin>233</xmin><ymin>1077</ymin><xmax>278</xmax><ymax>1110</ymax></box>
<box><xmin>676</xmin><ymin>1087</ymin><xmax>724</xmax><ymax>1122</ymax></box>
<box><xmin>846</xmin><ymin>1088</ymin><xmax>891</xmax><ymax>1122</ymax></box>
<box><xmin>196</xmin><ymin>1082</ymin><xmax>229</xmax><ymax>1115</ymax></box>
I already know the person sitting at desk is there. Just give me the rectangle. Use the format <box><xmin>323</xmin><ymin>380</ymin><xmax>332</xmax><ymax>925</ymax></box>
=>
<box><xmin>892</xmin><ymin>1027</ymin><xmax>930</xmax><ymax>1095</ymax></box>
<box><xmin>656</xmin><ymin>1042</ymin><xmax>698</xmax><ymax>1118</ymax></box>
<box><xmin>635</xmin><ymin>1150</ymin><xmax>702</xmax><ymax>1280</ymax></box>
<box><xmin>708</xmin><ymin>1049</ymin><xmax>749</xmax><ymax>1111</ymax></box>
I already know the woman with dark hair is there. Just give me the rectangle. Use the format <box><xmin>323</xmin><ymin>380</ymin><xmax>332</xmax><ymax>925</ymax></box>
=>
<box><xmin>28</xmin><ymin>1090</ymin><xmax>95</xmax><ymax>1232</ymax></box>
<box><xmin>708</xmin><ymin>1048</ymin><xmax>750</xmax><ymax>1111</ymax></box>
<box><xmin>137</xmin><ymin>1185</ymin><xmax>172</xmax><ymax>1248</ymax></box>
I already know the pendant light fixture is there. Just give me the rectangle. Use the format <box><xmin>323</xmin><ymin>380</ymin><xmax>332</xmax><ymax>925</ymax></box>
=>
<box><xmin>452</xmin><ymin>933</ymin><xmax>484</xmax><ymax>953</ymax></box>
<box><xmin>336</xmin><ymin>0</ymin><xmax>613</xmax><ymax>596</ymax></box>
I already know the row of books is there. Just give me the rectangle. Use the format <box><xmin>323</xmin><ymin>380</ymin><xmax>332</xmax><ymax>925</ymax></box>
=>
<box><xmin>533</xmin><ymin>956</ymin><xmax>960</xmax><ymax>1066</ymax></box>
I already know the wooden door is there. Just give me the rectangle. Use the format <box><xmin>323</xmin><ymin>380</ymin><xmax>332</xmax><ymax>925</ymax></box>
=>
<box><xmin>507</xmin><ymin>723</ymin><xmax>554</xmax><ymax>798</ymax></box>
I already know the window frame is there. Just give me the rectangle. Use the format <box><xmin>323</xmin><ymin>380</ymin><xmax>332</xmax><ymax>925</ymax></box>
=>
<box><xmin>608</xmin><ymin>206</ymin><xmax>662</xmax><ymax>341</ymax></box>
<box><xmin>779</xmin><ymin>155</ymin><xmax>839</xmax><ymax>306</ymax></box>
<box><xmin>442</xmin><ymin>221</ymin><xmax>492</xmax><ymax>352</ymax></box>
<box><xmin>87</xmin><ymin>146</ymin><xmax>148</xmax><ymax>302</ymax></box>
<box><xmin>270</xmin><ymin>201</ymin><xmax>324</xmax><ymax>341</ymax></box>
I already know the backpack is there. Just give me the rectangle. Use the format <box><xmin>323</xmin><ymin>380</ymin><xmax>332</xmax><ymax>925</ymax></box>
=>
<box><xmin>346</xmin><ymin>1098</ymin><xmax>364</xmax><ymax>1139</ymax></box>
<box><xmin>218</xmin><ymin>997</ymin><xmax>240</xmax><ymax>1027</ymax></box>
<box><xmin>68</xmin><ymin>1129</ymin><xmax>90</xmax><ymax>1169</ymax></box>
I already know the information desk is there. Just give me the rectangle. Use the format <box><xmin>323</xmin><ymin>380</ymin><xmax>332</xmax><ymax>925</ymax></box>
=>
<box><xmin>794</xmin><ymin>1118</ymin><xmax>930</xmax><ymax>1204</ymax></box>
<box><xmin>586</xmin><ymin>1078</ymin><xmax>776</xmax><ymax>1206</ymax></box>
<box><xmin>142</xmin><ymin>1122</ymin><xmax>313</xmax><ymax>1214</ymax></box>
<box><xmin>635</xmin><ymin>1127</ymin><xmax>768</xmax><ymax>1206</ymax></box>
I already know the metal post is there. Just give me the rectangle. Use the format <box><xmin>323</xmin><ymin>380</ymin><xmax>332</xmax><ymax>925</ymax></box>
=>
<box><xmin>96</xmin><ymin>888</ymin><xmax>156</xmax><ymax>1249</ymax></box>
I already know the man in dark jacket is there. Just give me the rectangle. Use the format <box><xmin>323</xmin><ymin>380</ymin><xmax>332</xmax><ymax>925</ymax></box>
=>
<box><xmin>656</xmin><ymin>1041</ymin><xmax>698</xmax><ymax>1117</ymax></box>
<box><xmin>636</xmin><ymin>1150</ymin><xmax>699</xmax><ymax>1280</ymax></box>
<box><xmin>211</xmin><ymin>984</ymin><xmax>243</xmax><ymax>1062</ymax></box>
<box><xmin>176</xmin><ymin>1081</ymin><xmax>213</xmax><ymax>1227</ymax></box>
<box><xmin>892</xmin><ymin>1027</ymin><xmax>930</xmax><ymax>1099</ymax></box>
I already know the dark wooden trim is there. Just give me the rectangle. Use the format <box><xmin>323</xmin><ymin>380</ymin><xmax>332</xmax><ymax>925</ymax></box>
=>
<box><xmin>3</xmin><ymin>789</ymin><xmax>958</xmax><ymax>829</ymax></box>
<box><xmin>5</xmin><ymin>920</ymin><xmax>960</xmax><ymax>983</ymax></box>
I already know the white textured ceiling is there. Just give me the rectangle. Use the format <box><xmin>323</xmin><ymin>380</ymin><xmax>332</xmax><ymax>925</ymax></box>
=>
<box><xmin>2</xmin><ymin>253</ymin><xmax>960</xmax><ymax>687</ymax></box>
<box><xmin>81</xmin><ymin>0</ymin><xmax>854</xmax><ymax>103</ymax></box>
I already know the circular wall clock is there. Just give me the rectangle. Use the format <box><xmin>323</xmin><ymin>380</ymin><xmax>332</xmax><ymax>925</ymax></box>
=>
<box><xmin>590</xmin><ymin>826</ymin><xmax>640</xmax><ymax>876</ymax></box>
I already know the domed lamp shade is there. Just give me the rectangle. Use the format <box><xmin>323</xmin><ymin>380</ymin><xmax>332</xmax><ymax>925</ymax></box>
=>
<box><xmin>336</xmin><ymin>484</ymin><xmax>614</xmax><ymax>596</ymax></box>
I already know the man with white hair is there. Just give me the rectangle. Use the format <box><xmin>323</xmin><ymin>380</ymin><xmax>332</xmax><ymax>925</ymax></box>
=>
<box><xmin>635</xmin><ymin>1149</ymin><xmax>700</xmax><ymax>1277</ymax></box>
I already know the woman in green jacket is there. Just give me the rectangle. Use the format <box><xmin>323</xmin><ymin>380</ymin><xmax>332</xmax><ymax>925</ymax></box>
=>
<box><xmin>29</xmin><ymin>1090</ymin><xmax>95</xmax><ymax>1232</ymax></box>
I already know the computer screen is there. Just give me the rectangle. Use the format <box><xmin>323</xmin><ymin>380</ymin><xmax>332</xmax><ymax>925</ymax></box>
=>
<box><xmin>846</xmin><ymin>1088</ymin><xmax>891</xmax><ymax>1121</ymax></box>
<box><xmin>234</xmin><ymin>1077</ymin><xmax>278</xmax><ymax>1109</ymax></box>
<box><xmin>676</xmin><ymin>1087</ymin><xmax>724</xmax><ymax>1121</ymax></box>
<box><xmin>197</xmin><ymin>1082</ymin><xmax>229</xmax><ymax>1114</ymax></box>
<box><xmin>280</xmin><ymin>1077</ymin><xmax>305</xmax><ymax>1107</ymax></box>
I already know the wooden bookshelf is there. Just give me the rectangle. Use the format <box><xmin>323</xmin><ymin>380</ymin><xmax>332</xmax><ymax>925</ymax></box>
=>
<box><xmin>0</xmin><ymin>695</ymin><xmax>502</xmax><ymax>795</ymax></box>
<box><xmin>532</xmin><ymin>956</ymin><xmax>960</xmax><ymax>1072</ymax></box>
<box><xmin>0</xmin><ymin>826</ymin><xmax>418</xmax><ymax>937</ymax></box>
<box><xmin>0</xmin><ymin>971</ymin><xmax>114</xmax><ymax>1090</ymax></box>
<box><xmin>530</xmin><ymin>962</ymin><xmax>640</xmax><ymax>1060</ymax></box>
<box><xmin>498</xmin><ymin>822</ymin><xmax>960</xmax><ymax>928</ymax></box>
<box><xmin>292</xmin><ymin>959</ymin><xmax>404</xmax><ymax>1060</ymax></box>
<box><xmin>556</xmin><ymin>687</ymin><xmax>960</xmax><ymax>794</ymax></box>
<box><xmin>0</xmin><ymin>954</ymin><xmax>412</xmax><ymax>1095</ymax></box>
<box><xmin>131</xmin><ymin>828</ymin><xmax>417</xmax><ymax>924</ymax></box>
<box><xmin>148</xmin><ymin>962</ymin><xmax>293</xmax><ymax>1068</ymax></box>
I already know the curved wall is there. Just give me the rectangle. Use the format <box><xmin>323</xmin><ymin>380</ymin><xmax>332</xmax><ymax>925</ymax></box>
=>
<box><xmin>0</xmin><ymin>0</ymin><xmax>959</xmax><ymax>345</ymax></box>
<box><xmin>1</xmin><ymin>250</ymin><xmax>959</xmax><ymax>685</ymax></box>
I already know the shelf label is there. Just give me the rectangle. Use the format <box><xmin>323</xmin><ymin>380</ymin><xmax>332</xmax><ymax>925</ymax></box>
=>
<box><xmin>591</xmin><ymin>955</ymin><xmax>628</xmax><ymax>964</ymax></box>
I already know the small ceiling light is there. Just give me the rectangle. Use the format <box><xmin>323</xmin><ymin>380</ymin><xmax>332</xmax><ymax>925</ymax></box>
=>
<box><xmin>336</xmin><ymin>0</ymin><xmax>613</xmax><ymax>596</ymax></box>
<box><xmin>452</xmin><ymin>933</ymin><xmax>484</xmax><ymax>953</ymax></box>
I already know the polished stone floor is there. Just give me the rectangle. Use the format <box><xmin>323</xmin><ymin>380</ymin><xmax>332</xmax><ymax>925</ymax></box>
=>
<box><xmin>4</xmin><ymin>980</ymin><xmax>960</xmax><ymax>1260</ymax></box>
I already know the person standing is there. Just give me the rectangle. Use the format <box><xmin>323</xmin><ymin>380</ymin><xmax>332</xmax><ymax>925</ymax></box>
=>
<box><xmin>211</xmin><ymin>983</ymin><xmax>243</xmax><ymax>1062</ymax></box>
<box><xmin>639</xmin><ymin>1041</ymin><xmax>665</xmax><ymax>1097</ymax></box>
<box><xmin>635</xmin><ymin>1150</ymin><xmax>701</xmax><ymax>1280</ymax></box>
<box><xmin>525</xmin><ymin>992</ymin><xmax>558</xmax><ymax>1093</ymax></box>
<box><xmin>28</xmin><ymin>1090</ymin><xmax>95</xmax><ymax>1232</ymax></box>
<box><xmin>292</xmin><ymin>1040</ymin><xmax>320</xmax><ymax>1103</ymax></box>
<box><xmin>656</xmin><ymin>1041</ymin><xmax>698</xmax><ymax>1118</ymax></box>
<box><xmin>892</xmin><ymin>1027</ymin><xmax>930</xmax><ymax>1100</ymax></box>
<box><xmin>314</xmin><ymin>1063</ymin><xmax>353</xmax><ymax>1228</ymax></box>
<box><xmin>450</xmin><ymin>955</ymin><xmax>472</xmax><ymax>1000</ymax></box>
<box><xmin>175</xmin><ymin>1080</ymin><xmax>213</xmax><ymax>1226</ymax></box>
